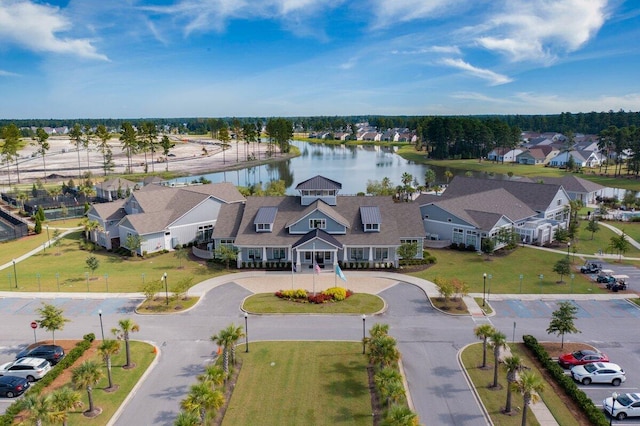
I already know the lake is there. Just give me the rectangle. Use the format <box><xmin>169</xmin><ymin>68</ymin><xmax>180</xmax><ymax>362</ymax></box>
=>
<box><xmin>169</xmin><ymin>141</ymin><xmax>492</xmax><ymax>194</ymax></box>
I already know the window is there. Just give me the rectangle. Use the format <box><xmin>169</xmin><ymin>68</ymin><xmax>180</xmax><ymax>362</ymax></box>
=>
<box><xmin>452</xmin><ymin>229</ymin><xmax>463</xmax><ymax>244</ymax></box>
<box><xmin>196</xmin><ymin>224</ymin><xmax>213</xmax><ymax>241</ymax></box>
<box><xmin>365</xmin><ymin>223</ymin><xmax>380</xmax><ymax>232</ymax></box>
<box><xmin>247</xmin><ymin>248</ymin><xmax>261</xmax><ymax>260</ymax></box>
<box><xmin>256</xmin><ymin>223</ymin><xmax>272</xmax><ymax>232</ymax></box>
<box><xmin>309</xmin><ymin>219</ymin><xmax>326</xmax><ymax>229</ymax></box>
<box><xmin>374</xmin><ymin>248</ymin><xmax>388</xmax><ymax>260</ymax></box>
<box><xmin>350</xmin><ymin>248</ymin><xmax>364</xmax><ymax>260</ymax></box>
<box><xmin>272</xmin><ymin>248</ymin><xmax>285</xmax><ymax>260</ymax></box>
<box><xmin>219</xmin><ymin>239</ymin><xmax>234</xmax><ymax>248</ymax></box>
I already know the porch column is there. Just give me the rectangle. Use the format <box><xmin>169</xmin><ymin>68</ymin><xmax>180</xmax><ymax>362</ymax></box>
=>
<box><xmin>368</xmin><ymin>247</ymin><xmax>373</xmax><ymax>261</ymax></box>
<box><xmin>262</xmin><ymin>247</ymin><xmax>267</xmax><ymax>261</ymax></box>
<box><xmin>343</xmin><ymin>246</ymin><xmax>348</xmax><ymax>262</ymax></box>
<box><xmin>296</xmin><ymin>249</ymin><xmax>301</xmax><ymax>270</ymax></box>
<box><xmin>333</xmin><ymin>249</ymin><xmax>338</xmax><ymax>266</ymax></box>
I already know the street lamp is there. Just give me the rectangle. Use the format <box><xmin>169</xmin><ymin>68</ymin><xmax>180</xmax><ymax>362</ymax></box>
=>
<box><xmin>610</xmin><ymin>392</ymin><xmax>618</xmax><ymax>426</ymax></box>
<box><xmin>162</xmin><ymin>272</ymin><xmax>168</xmax><ymax>306</ymax></box>
<box><xmin>519</xmin><ymin>274</ymin><xmax>524</xmax><ymax>293</ymax></box>
<box><xmin>539</xmin><ymin>274</ymin><xmax>544</xmax><ymax>294</ymax></box>
<box><xmin>361</xmin><ymin>314</ymin><xmax>366</xmax><ymax>354</ymax></box>
<box><xmin>244</xmin><ymin>312</ymin><xmax>249</xmax><ymax>353</ymax></box>
<box><xmin>12</xmin><ymin>259</ymin><xmax>17</xmax><ymax>288</ymax></box>
<box><xmin>98</xmin><ymin>309</ymin><xmax>105</xmax><ymax>341</ymax></box>
<box><xmin>482</xmin><ymin>273</ymin><xmax>487</xmax><ymax>307</ymax></box>
<box><xmin>567</xmin><ymin>241</ymin><xmax>571</xmax><ymax>261</ymax></box>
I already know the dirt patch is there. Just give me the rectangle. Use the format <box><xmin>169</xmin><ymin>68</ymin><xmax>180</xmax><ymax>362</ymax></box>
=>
<box><xmin>40</xmin><ymin>339</ymin><xmax>99</xmax><ymax>393</ymax></box>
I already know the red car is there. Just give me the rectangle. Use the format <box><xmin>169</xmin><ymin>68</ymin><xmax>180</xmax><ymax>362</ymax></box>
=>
<box><xmin>558</xmin><ymin>349</ymin><xmax>608</xmax><ymax>368</ymax></box>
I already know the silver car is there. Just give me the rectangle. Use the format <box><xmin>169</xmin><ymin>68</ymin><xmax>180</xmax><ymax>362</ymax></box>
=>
<box><xmin>571</xmin><ymin>362</ymin><xmax>625</xmax><ymax>386</ymax></box>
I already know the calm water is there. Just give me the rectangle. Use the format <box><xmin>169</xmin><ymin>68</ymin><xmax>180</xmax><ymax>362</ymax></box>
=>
<box><xmin>170</xmin><ymin>141</ymin><xmax>495</xmax><ymax>194</ymax></box>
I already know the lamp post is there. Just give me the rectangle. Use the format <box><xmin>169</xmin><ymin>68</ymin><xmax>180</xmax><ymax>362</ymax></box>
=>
<box><xmin>98</xmin><ymin>309</ymin><xmax>105</xmax><ymax>341</ymax></box>
<box><xmin>162</xmin><ymin>272</ymin><xmax>168</xmax><ymax>306</ymax></box>
<box><xmin>12</xmin><ymin>259</ymin><xmax>17</xmax><ymax>288</ymax></box>
<box><xmin>519</xmin><ymin>274</ymin><xmax>523</xmax><ymax>293</ymax></box>
<box><xmin>482</xmin><ymin>273</ymin><xmax>487</xmax><ymax>307</ymax></box>
<box><xmin>570</xmin><ymin>273</ymin><xmax>575</xmax><ymax>294</ymax></box>
<box><xmin>361</xmin><ymin>314</ymin><xmax>366</xmax><ymax>354</ymax></box>
<box><xmin>244</xmin><ymin>312</ymin><xmax>249</xmax><ymax>353</ymax></box>
<box><xmin>610</xmin><ymin>392</ymin><xmax>618</xmax><ymax>426</ymax></box>
<box><xmin>567</xmin><ymin>241</ymin><xmax>571</xmax><ymax>262</ymax></box>
<box><xmin>539</xmin><ymin>274</ymin><xmax>544</xmax><ymax>294</ymax></box>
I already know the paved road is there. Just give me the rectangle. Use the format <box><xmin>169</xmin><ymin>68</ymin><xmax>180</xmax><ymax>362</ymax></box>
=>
<box><xmin>2</xmin><ymin>280</ymin><xmax>640</xmax><ymax>425</ymax></box>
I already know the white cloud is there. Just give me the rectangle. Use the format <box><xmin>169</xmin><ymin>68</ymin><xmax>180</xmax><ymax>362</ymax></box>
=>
<box><xmin>440</xmin><ymin>58</ymin><xmax>512</xmax><ymax>85</ymax></box>
<box><xmin>392</xmin><ymin>45</ymin><xmax>461</xmax><ymax>55</ymax></box>
<box><xmin>476</xmin><ymin>0</ymin><xmax>608</xmax><ymax>63</ymax></box>
<box><xmin>0</xmin><ymin>69</ymin><xmax>20</xmax><ymax>77</ymax></box>
<box><xmin>0</xmin><ymin>0</ymin><xmax>107</xmax><ymax>60</ymax></box>
<box><xmin>369</xmin><ymin>0</ymin><xmax>466</xmax><ymax>29</ymax></box>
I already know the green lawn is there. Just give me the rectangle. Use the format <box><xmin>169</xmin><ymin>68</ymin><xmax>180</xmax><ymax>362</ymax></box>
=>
<box><xmin>411</xmin><ymin>248</ymin><xmax>605</xmax><ymax>294</ymax></box>
<box><xmin>3</xmin><ymin>231</ymin><xmax>228</xmax><ymax>293</ymax></box>
<box><xmin>63</xmin><ymin>341</ymin><xmax>156</xmax><ymax>426</ymax></box>
<box><xmin>574</xmin><ymin>219</ymin><xmax>640</xmax><ymax>258</ymax></box>
<box><xmin>243</xmin><ymin>293</ymin><xmax>384</xmax><ymax>314</ymax></box>
<box><xmin>222</xmin><ymin>342</ymin><xmax>372</xmax><ymax>426</ymax></box>
<box><xmin>461</xmin><ymin>343</ymin><xmax>581</xmax><ymax>426</ymax></box>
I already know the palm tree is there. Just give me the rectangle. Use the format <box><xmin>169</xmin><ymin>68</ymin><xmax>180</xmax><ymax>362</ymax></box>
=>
<box><xmin>18</xmin><ymin>393</ymin><xmax>64</xmax><ymax>426</ymax></box>
<box><xmin>370</xmin><ymin>323</ymin><xmax>390</xmax><ymax>339</ymax></box>
<box><xmin>173</xmin><ymin>411</ymin><xmax>201</xmax><ymax>426</ymax></box>
<box><xmin>180</xmin><ymin>382</ymin><xmax>224</xmax><ymax>424</ymax></box>
<box><xmin>444</xmin><ymin>170</ymin><xmax>453</xmax><ymax>184</ymax></box>
<box><xmin>381</xmin><ymin>405</ymin><xmax>419</xmax><ymax>426</ymax></box>
<box><xmin>375</xmin><ymin>367</ymin><xmax>402</xmax><ymax>408</ymax></box>
<box><xmin>198</xmin><ymin>364</ymin><xmax>225</xmax><ymax>389</ymax></box>
<box><xmin>490</xmin><ymin>331</ymin><xmax>507</xmax><ymax>388</ymax></box>
<box><xmin>369</xmin><ymin>334</ymin><xmax>400</xmax><ymax>368</ymax></box>
<box><xmin>112</xmin><ymin>318</ymin><xmax>140</xmax><ymax>369</ymax></box>
<box><xmin>69</xmin><ymin>124</ymin><xmax>83</xmax><ymax>178</ymax></box>
<box><xmin>503</xmin><ymin>355</ymin><xmax>523</xmax><ymax>414</ymax></box>
<box><xmin>513</xmin><ymin>370</ymin><xmax>544</xmax><ymax>426</ymax></box>
<box><xmin>71</xmin><ymin>360</ymin><xmax>104</xmax><ymax>415</ymax></box>
<box><xmin>224</xmin><ymin>323</ymin><xmax>245</xmax><ymax>366</ymax></box>
<box><xmin>98</xmin><ymin>339</ymin><xmax>121</xmax><ymax>390</ymax></box>
<box><xmin>49</xmin><ymin>386</ymin><xmax>83</xmax><ymax>426</ymax></box>
<box><xmin>474</xmin><ymin>324</ymin><xmax>495</xmax><ymax>369</ymax></box>
<box><xmin>211</xmin><ymin>327</ymin><xmax>234</xmax><ymax>377</ymax></box>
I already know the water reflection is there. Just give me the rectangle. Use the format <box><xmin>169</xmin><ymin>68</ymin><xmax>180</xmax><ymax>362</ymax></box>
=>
<box><xmin>168</xmin><ymin>141</ymin><xmax>501</xmax><ymax>194</ymax></box>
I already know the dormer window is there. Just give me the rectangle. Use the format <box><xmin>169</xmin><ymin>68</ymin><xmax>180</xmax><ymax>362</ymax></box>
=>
<box><xmin>360</xmin><ymin>206</ymin><xmax>381</xmax><ymax>233</ymax></box>
<box><xmin>310</xmin><ymin>218</ymin><xmax>326</xmax><ymax>229</ymax></box>
<box><xmin>254</xmin><ymin>206</ymin><xmax>277</xmax><ymax>233</ymax></box>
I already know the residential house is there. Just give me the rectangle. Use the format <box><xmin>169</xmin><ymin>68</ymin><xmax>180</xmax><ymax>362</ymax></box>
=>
<box><xmin>87</xmin><ymin>182</ymin><xmax>245</xmax><ymax>254</ymax></box>
<box><xmin>516</xmin><ymin>146</ymin><xmax>559</xmax><ymax>165</ymax></box>
<box><xmin>95</xmin><ymin>178</ymin><xmax>137</xmax><ymax>202</ymax></box>
<box><xmin>212</xmin><ymin>175</ymin><xmax>425</xmax><ymax>269</ymax></box>
<box><xmin>533</xmin><ymin>175</ymin><xmax>606</xmax><ymax>205</ymax></box>
<box><xmin>417</xmin><ymin>176</ymin><xmax>571</xmax><ymax>248</ymax></box>
<box><xmin>487</xmin><ymin>147</ymin><xmax>524</xmax><ymax>163</ymax></box>
<box><xmin>548</xmin><ymin>150</ymin><xmax>602</xmax><ymax>169</ymax></box>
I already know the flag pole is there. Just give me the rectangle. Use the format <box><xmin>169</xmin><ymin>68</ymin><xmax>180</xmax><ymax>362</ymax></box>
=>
<box><xmin>334</xmin><ymin>264</ymin><xmax>337</xmax><ymax>287</ymax></box>
<box><xmin>312</xmin><ymin>242</ymin><xmax>316</xmax><ymax>296</ymax></box>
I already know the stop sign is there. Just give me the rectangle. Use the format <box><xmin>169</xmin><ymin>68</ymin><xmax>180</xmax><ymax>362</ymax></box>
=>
<box><xmin>30</xmin><ymin>321</ymin><xmax>37</xmax><ymax>329</ymax></box>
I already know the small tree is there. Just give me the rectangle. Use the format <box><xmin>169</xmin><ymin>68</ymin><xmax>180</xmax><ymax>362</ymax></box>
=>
<box><xmin>609</xmin><ymin>231</ymin><xmax>631</xmax><ymax>261</ymax></box>
<box><xmin>141</xmin><ymin>279</ymin><xmax>162</xmax><ymax>303</ymax></box>
<box><xmin>552</xmin><ymin>256</ymin><xmax>571</xmax><ymax>283</ymax></box>
<box><xmin>215</xmin><ymin>245</ymin><xmax>238</xmax><ymax>270</ymax></box>
<box><xmin>503</xmin><ymin>355</ymin><xmax>524</xmax><ymax>414</ymax></box>
<box><xmin>50</xmin><ymin>386</ymin><xmax>83</xmax><ymax>426</ymax></box>
<box><xmin>172</xmin><ymin>277</ymin><xmax>193</xmax><ymax>301</ymax></box>
<box><xmin>397</xmin><ymin>242</ymin><xmax>418</xmax><ymax>263</ymax></box>
<box><xmin>125</xmin><ymin>234</ymin><xmax>143</xmax><ymax>257</ymax></box>
<box><xmin>98</xmin><ymin>339</ymin><xmax>121</xmax><ymax>390</ymax></box>
<box><xmin>586</xmin><ymin>218</ymin><xmax>600</xmax><ymax>240</ymax></box>
<box><xmin>112</xmin><ymin>318</ymin><xmax>140</xmax><ymax>368</ymax></box>
<box><xmin>513</xmin><ymin>371</ymin><xmax>544</xmax><ymax>426</ymax></box>
<box><xmin>546</xmin><ymin>301</ymin><xmax>580</xmax><ymax>349</ymax></box>
<box><xmin>173</xmin><ymin>246</ymin><xmax>189</xmax><ymax>268</ymax></box>
<box><xmin>554</xmin><ymin>227</ymin><xmax>569</xmax><ymax>243</ymax></box>
<box><xmin>433</xmin><ymin>277</ymin><xmax>454</xmax><ymax>308</ymax></box>
<box><xmin>85</xmin><ymin>255</ymin><xmax>99</xmax><ymax>276</ymax></box>
<box><xmin>490</xmin><ymin>330</ymin><xmax>507</xmax><ymax>388</ymax></box>
<box><xmin>36</xmin><ymin>302</ymin><xmax>70</xmax><ymax>344</ymax></box>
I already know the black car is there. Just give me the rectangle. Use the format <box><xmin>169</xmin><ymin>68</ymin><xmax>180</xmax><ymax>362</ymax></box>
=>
<box><xmin>16</xmin><ymin>344</ymin><xmax>65</xmax><ymax>365</ymax></box>
<box><xmin>0</xmin><ymin>375</ymin><xmax>29</xmax><ymax>398</ymax></box>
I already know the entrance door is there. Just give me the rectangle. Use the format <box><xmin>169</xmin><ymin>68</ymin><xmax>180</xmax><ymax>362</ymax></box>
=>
<box><xmin>315</xmin><ymin>251</ymin><xmax>324</xmax><ymax>266</ymax></box>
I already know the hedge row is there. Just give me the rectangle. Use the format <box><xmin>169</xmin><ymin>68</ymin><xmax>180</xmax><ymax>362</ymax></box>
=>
<box><xmin>522</xmin><ymin>335</ymin><xmax>609</xmax><ymax>426</ymax></box>
<box><xmin>0</xmin><ymin>333</ymin><xmax>95</xmax><ymax>426</ymax></box>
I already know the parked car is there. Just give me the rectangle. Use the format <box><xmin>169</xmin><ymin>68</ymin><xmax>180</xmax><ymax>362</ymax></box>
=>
<box><xmin>0</xmin><ymin>357</ymin><xmax>51</xmax><ymax>382</ymax></box>
<box><xmin>0</xmin><ymin>376</ymin><xmax>30</xmax><ymax>398</ymax></box>
<box><xmin>558</xmin><ymin>349</ymin><xmax>609</xmax><ymax>368</ymax></box>
<box><xmin>16</xmin><ymin>344</ymin><xmax>65</xmax><ymax>365</ymax></box>
<box><xmin>603</xmin><ymin>393</ymin><xmax>640</xmax><ymax>420</ymax></box>
<box><xmin>571</xmin><ymin>362</ymin><xmax>625</xmax><ymax>385</ymax></box>
<box><xmin>580</xmin><ymin>261</ymin><xmax>603</xmax><ymax>274</ymax></box>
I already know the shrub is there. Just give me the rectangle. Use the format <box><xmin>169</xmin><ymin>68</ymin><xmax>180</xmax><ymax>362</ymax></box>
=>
<box><xmin>323</xmin><ymin>286</ymin><xmax>348</xmax><ymax>301</ymax></box>
<box><xmin>83</xmin><ymin>333</ymin><xmax>96</xmax><ymax>342</ymax></box>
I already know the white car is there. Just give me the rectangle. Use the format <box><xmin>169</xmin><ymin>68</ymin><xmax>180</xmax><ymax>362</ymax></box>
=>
<box><xmin>0</xmin><ymin>357</ymin><xmax>51</xmax><ymax>382</ymax></box>
<box><xmin>571</xmin><ymin>362</ymin><xmax>625</xmax><ymax>386</ymax></box>
<box><xmin>604</xmin><ymin>393</ymin><xmax>640</xmax><ymax>420</ymax></box>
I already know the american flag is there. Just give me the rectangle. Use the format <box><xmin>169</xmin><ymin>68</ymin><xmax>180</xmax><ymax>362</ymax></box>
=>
<box><xmin>314</xmin><ymin>263</ymin><xmax>321</xmax><ymax>274</ymax></box>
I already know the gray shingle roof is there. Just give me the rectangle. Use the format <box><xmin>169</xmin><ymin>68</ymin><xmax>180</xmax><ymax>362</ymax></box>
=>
<box><xmin>534</xmin><ymin>175</ymin><xmax>605</xmax><ymax>193</ymax></box>
<box><xmin>254</xmin><ymin>206</ymin><xmax>278</xmax><ymax>225</ymax></box>
<box><xmin>88</xmin><ymin>199</ymin><xmax>126</xmax><ymax>221</ymax></box>
<box><xmin>441</xmin><ymin>176</ymin><xmax>563</xmax><ymax>213</ymax></box>
<box><xmin>218</xmin><ymin>195</ymin><xmax>423</xmax><ymax>246</ymax></box>
<box><xmin>360</xmin><ymin>206</ymin><xmax>381</xmax><ymax>224</ymax></box>
<box><xmin>295</xmin><ymin>175</ymin><xmax>342</xmax><ymax>191</ymax></box>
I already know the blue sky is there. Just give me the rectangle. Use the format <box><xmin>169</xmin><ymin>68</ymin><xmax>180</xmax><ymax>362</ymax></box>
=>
<box><xmin>0</xmin><ymin>0</ymin><xmax>639</xmax><ymax>119</ymax></box>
